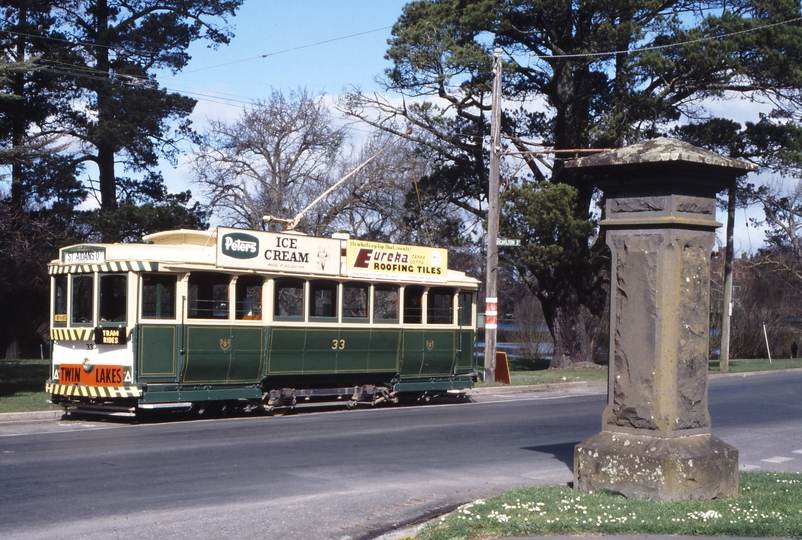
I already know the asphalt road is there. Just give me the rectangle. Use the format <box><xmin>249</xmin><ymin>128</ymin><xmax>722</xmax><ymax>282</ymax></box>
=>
<box><xmin>1</xmin><ymin>371</ymin><xmax>801</xmax><ymax>540</ymax></box>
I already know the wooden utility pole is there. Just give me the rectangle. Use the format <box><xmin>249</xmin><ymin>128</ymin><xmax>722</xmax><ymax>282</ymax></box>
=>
<box><xmin>720</xmin><ymin>184</ymin><xmax>736</xmax><ymax>373</ymax></box>
<box><xmin>484</xmin><ymin>48</ymin><xmax>502</xmax><ymax>382</ymax></box>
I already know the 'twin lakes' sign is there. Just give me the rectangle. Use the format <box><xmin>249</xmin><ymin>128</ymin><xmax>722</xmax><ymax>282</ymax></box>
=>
<box><xmin>216</xmin><ymin>228</ymin><xmax>340</xmax><ymax>275</ymax></box>
<box><xmin>346</xmin><ymin>240</ymin><xmax>448</xmax><ymax>283</ymax></box>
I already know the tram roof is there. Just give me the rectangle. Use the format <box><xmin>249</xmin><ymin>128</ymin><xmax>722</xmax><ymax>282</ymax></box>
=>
<box><xmin>51</xmin><ymin>228</ymin><xmax>480</xmax><ymax>287</ymax></box>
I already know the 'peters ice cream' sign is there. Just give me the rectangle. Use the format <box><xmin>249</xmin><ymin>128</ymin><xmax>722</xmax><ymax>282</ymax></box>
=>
<box><xmin>216</xmin><ymin>227</ymin><xmax>340</xmax><ymax>275</ymax></box>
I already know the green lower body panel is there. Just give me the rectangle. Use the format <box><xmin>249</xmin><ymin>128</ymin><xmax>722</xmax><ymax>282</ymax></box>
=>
<box><xmin>268</xmin><ymin>327</ymin><xmax>401</xmax><ymax>374</ymax></box>
<box><xmin>184</xmin><ymin>326</ymin><xmax>263</xmax><ymax>383</ymax></box>
<box><xmin>139</xmin><ymin>325</ymin><xmax>178</xmax><ymax>379</ymax></box>
<box><xmin>400</xmin><ymin>330</ymin><xmax>459</xmax><ymax>377</ymax></box>
<box><xmin>139</xmin><ymin>385</ymin><xmax>262</xmax><ymax>403</ymax></box>
<box><xmin>393</xmin><ymin>376</ymin><xmax>475</xmax><ymax>393</ymax></box>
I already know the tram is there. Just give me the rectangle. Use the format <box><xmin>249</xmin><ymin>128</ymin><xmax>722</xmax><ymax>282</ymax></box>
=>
<box><xmin>45</xmin><ymin>227</ymin><xmax>479</xmax><ymax>415</ymax></box>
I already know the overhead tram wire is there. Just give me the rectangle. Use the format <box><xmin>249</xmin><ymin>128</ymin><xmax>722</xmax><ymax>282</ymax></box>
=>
<box><xmin>5</xmin><ymin>12</ymin><xmax>802</xmax><ymax>112</ymax></box>
<box><xmin>529</xmin><ymin>15</ymin><xmax>802</xmax><ymax>61</ymax></box>
<box><xmin>179</xmin><ymin>26</ymin><xmax>395</xmax><ymax>75</ymax></box>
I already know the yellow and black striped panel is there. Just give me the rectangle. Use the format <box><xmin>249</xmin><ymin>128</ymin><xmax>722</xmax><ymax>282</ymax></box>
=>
<box><xmin>48</xmin><ymin>261</ymin><xmax>158</xmax><ymax>275</ymax></box>
<box><xmin>50</xmin><ymin>328</ymin><xmax>95</xmax><ymax>341</ymax></box>
<box><xmin>46</xmin><ymin>383</ymin><xmax>141</xmax><ymax>399</ymax></box>
<box><xmin>51</xmin><ymin>327</ymin><xmax>133</xmax><ymax>341</ymax></box>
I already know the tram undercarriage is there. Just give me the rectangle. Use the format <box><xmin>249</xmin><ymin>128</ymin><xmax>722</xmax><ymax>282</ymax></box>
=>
<box><xmin>49</xmin><ymin>380</ymin><xmax>473</xmax><ymax>418</ymax></box>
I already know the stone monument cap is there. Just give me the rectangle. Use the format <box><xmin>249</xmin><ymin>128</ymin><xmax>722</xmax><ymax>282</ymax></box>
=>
<box><xmin>563</xmin><ymin>137</ymin><xmax>757</xmax><ymax>195</ymax></box>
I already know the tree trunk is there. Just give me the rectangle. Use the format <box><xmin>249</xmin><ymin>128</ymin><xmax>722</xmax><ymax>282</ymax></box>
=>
<box><xmin>4</xmin><ymin>339</ymin><xmax>20</xmax><ymax>360</ymax></box>
<box><xmin>10</xmin><ymin>4</ymin><xmax>27</xmax><ymax>210</ymax></box>
<box><xmin>96</xmin><ymin>140</ymin><xmax>117</xmax><ymax>209</ymax></box>
<box><xmin>95</xmin><ymin>0</ymin><xmax>117</xmax><ymax>214</ymax></box>
<box><xmin>541</xmin><ymin>284</ymin><xmax>603</xmax><ymax>369</ymax></box>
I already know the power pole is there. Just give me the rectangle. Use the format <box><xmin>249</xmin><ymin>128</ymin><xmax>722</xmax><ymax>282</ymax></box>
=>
<box><xmin>720</xmin><ymin>183</ymin><xmax>736</xmax><ymax>373</ymax></box>
<box><xmin>484</xmin><ymin>48</ymin><xmax>503</xmax><ymax>382</ymax></box>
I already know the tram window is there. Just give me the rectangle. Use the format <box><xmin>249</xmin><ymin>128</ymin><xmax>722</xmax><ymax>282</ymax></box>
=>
<box><xmin>343</xmin><ymin>283</ymin><xmax>369</xmax><ymax>320</ymax></box>
<box><xmin>188</xmin><ymin>272</ymin><xmax>230</xmax><ymax>319</ymax></box>
<box><xmin>99</xmin><ymin>274</ymin><xmax>127</xmax><ymax>323</ymax></box>
<box><xmin>310</xmin><ymin>280</ymin><xmax>337</xmax><ymax>320</ymax></box>
<box><xmin>373</xmin><ymin>285</ymin><xmax>398</xmax><ymax>323</ymax></box>
<box><xmin>458</xmin><ymin>291</ymin><xmax>474</xmax><ymax>326</ymax></box>
<box><xmin>403</xmin><ymin>286</ymin><xmax>424</xmax><ymax>324</ymax></box>
<box><xmin>53</xmin><ymin>276</ymin><xmax>67</xmax><ymax>325</ymax></box>
<box><xmin>142</xmin><ymin>274</ymin><xmax>176</xmax><ymax>319</ymax></box>
<box><xmin>236</xmin><ymin>275</ymin><xmax>263</xmax><ymax>320</ymax></box>
<box><xmin>71</xmin><ymin>274</ymin><xmax>93</xmax><ymax>325</ymax></box>
<box><xmin>274</xmin><ymin>278</ymin><xmax>304</xmax><ymax>320</ymax></box>
<box><xmin>428</xmin><ymin>287</ymin><xmax>454</xmax><ymax>324</ymax></box>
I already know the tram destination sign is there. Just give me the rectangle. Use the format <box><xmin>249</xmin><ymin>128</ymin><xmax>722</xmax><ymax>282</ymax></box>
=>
<box><xmin>61</xmin><ymin>247</ymin><xmax>106</xmax><ymax>264</ymax></box>
<box><xmin>216</xmin><ymin>227</ymin><xmax>340</xmax><ymax>275</ymax></box>
<box><xmin>346</xmin><ymin>239</ymin><xmax>448</xmax><ymax>283</ymax></box>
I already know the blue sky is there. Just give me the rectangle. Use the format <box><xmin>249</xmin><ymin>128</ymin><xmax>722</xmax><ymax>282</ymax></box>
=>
<box><xmin>158</xmin><ymin>1</ymin><xmax>768</xmax><ymax>253</ymax></box>
<box><xmin>155</xmin><ymin>1</ymin><xmax>410</xmax><ymax>209</ymax></box>
<box><xmin>160</xmin><ymin>1</ymin><xmax>409</xmax><ymax>117</ymax></box>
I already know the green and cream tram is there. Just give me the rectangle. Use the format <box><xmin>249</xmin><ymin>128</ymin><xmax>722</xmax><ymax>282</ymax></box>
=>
<box><xmin>45</xmin><ymin>228</ymin><xmax>479</xmax><ymax>414</ymax></box>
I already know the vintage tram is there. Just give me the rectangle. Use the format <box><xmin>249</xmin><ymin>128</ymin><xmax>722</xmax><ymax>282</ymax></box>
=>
<box><xmin>45</xmin><ymin>227</ymin><xmax>479</xmax><ymax>415</ymax></box>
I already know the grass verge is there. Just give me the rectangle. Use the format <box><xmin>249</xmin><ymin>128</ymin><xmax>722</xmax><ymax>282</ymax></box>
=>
<box><xmin>0</xmin><ymin>359</ymin><xmax>59</xmax><ymax>413</ymax></box>
<box><xmin>416</xmin><ymin>471</ymin><xmax>802</xmax><ymax>539</ymax></box>
<box><xmin>708</xmin><ymin>357</ymin><xmax>802</xmax><ymax>373</ymax></box>
<box><xmin>475</xmin><ymin>357</ymin><xmax>802</xmax><ymax>387</ymax></box>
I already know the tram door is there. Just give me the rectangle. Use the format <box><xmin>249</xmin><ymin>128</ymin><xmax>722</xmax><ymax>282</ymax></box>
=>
<box><xmin>138</xmin><ymin>274</ymin><xmax>182</xmax><ymax>384</ymax></box>
<box><xmin>180</xmin><ymin>273</ymin><xmax>264</xmax><ymax>384</ymax></box>
<box><xmin>400</xmin><ymin>287</ymin><xmax>457</xmax><ymax>377</ymax></box>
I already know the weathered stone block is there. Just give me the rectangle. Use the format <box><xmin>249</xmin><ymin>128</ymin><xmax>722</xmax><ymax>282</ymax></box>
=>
<box><xmin>564</xmin><ymin>138</ymin><xmax>754</xmax><ymax>502</ymax></box>
<box><xmin>574</xmin><ymin>431</ymin><xmax>738</xmax><ymax>502</ymax></box>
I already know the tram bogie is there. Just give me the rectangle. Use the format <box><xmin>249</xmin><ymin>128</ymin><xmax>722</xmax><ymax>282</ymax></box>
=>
<box><xmin>46</xmin><ymin>228</ymin><xmax>479</xmax><ymax>417</ymax></box>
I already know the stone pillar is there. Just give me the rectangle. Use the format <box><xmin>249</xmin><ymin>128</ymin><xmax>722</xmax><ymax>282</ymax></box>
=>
<box><xmin>565</xmin><ymin>138</ymin><xmax>756</xmax><ymax>501</ymax></box>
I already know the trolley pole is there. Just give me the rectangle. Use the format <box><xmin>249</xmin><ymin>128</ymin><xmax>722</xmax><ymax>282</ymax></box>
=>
<box><xmin>484</xmin><ymin>48</ymin><xmax>502</xmax><ymax>383</ymax></box>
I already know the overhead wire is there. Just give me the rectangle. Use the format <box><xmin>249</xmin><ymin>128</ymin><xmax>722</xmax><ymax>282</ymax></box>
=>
<box><xmin>2</xmin><ymin>11</ymin><xmax>802</xmax><ymax>111</ymax></box>
<box><xmin>536</xmin><ymin>15</ymin><xmax>802</xmax><ymax>60</ymax></box>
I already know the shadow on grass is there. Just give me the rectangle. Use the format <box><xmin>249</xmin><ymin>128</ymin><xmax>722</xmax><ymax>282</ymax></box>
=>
<box><xmin>507</xmin><ymin>357</ymin><xmax>552</xmax><ymax>371</ymax></box>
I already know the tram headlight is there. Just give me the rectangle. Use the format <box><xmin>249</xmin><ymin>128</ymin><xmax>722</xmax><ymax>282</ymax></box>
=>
<box><xmin>82</xmin><ymin>358</ymin><xmax>94</xmax><ymax>374</ymax></box>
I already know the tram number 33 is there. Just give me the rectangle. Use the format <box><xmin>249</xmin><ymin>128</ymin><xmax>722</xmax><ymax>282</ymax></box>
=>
<box><xmin>331</xmin><ymin>339</ymin><xmax>346</xmax><ymax>350</ymax></box>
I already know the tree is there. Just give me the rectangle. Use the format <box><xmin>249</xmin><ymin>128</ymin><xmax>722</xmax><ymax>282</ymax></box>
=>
<box><xmin>0</xmin><ymin>1</ymin><xmax>239</xmax><ymax>356</ymax></box>
<box><xmin>0</xmin><ymin>200</ymin><xmax>81</xmax><ymax>358</ymax></box>
<box><xmin>750</xmin><ymin>178</ymin><xmax>802</xmax><ymax>279</ymax></box>
<box><xmin>344</xmin><ymin>0</ymin><xmax>802</xmax><ymax>368</ymax></box>
<box><xmin>0</xmin><ymin>1</ymin><xmax>79</xmax><ymax>210</ymax></box>
<box><xmin>323</xmin><ymin>130</ymin><xmax>436</xmax><ymax>243</ymax></box>
<box><xmin>44</xmin><ymin>0</ymin><xmax>242</xmax><ymax>240</ymax></box>
<box><xmin>725</xmin><ymin>249</ymin><xmax>802</xmax><ymax>359</ymax></box>
<box><xmin>192</xmin><ymin>89</ymin><xmax>350</xmax><ymax>232</ymax></box>
<box><xmin>499</xmin><ymin>181</ymin><xmax>601</xmax><ymax>367</ymax></box>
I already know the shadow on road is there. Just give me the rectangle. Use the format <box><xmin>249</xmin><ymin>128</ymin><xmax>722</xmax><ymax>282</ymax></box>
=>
<box><xmin>521</xmin><ymin>441</ymin><xmax>578</xmax><ymax>471</ymax></box>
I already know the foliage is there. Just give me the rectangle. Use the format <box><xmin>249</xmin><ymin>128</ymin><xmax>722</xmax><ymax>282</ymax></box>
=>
<box><xmin>0</xmin><ymin>202</ymin><xmax>80</xmax><ymax>358</ymax></box>
<box><xmin>192</xmin><ymin>89</ymin><xmax>468</xmax><ymax>250</ymax></box>
<box><xmin>192</xmin><ymin>89</ymin><xmax>350</xmax><ymax>232</ymax></box>
<box><xmin>501</xmin><ymin>182</ymin><xmax>595</xmax><ymax>278</ymax></box>
<box><xmin>417</xmin><ymin>472</ymin><xmax>802</xmax><ymax>540</ymax></box>
<box><xmin>0</xmin><ymin>1</ymin><xmax>241</xmax><ymax>356</ymax></box>
<box><xmin>727</xmin><ymin>249</ymin><xmax>802</xmax><ymax>359</ymax></box>
<box><xmin>344</xmin><ymin>0</ymin><xmax>802</xmax><ymax>368</ymax></box>
<box><xmin>38</xmin><ymin>0</ymin><xmax>242</xmax><ymax>240</ymax></box>
<box><xmin>0</xmin><ymin>1</ymin><xmax>79</xmax><ymax>208</ymax></box>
